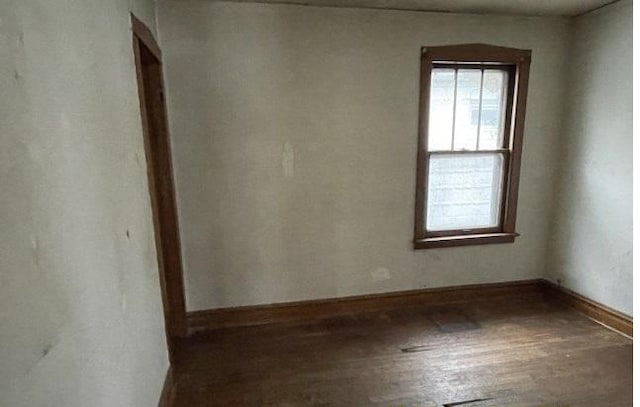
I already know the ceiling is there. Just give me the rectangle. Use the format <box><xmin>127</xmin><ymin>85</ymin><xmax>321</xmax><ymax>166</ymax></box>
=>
<box><xmin>211</xmin><ymin>0</ymin><xmax>618</xmax><ymax>17</ymax></box>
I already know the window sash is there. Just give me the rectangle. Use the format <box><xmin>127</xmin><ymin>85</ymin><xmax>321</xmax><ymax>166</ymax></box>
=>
<box><xmin>424</xmin><ymin>149</ymin><xmax>511</xmax><ymax>238</ymax></box>
<box><xmin>428</xmin><ymin>64</ymin><xmax>515</xmax><ymax>153</ymax></box>
<box><xmin>425</xmin><ymin>63</ymin><xmax>514</xmax><ymax>236</ymax></box>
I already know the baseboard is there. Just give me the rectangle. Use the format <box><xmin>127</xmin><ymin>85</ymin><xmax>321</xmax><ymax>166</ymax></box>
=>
<box><xmin>158</xmin><ymin>366</ymin><xmax>175</xmax><ymax>407</ymax></box>
<box><xmin>186</xmin><ymin>279</ymin><xmax>634</xmax><ymax>338</ymax></box>
<box><xmin>539</xmin><ymin>279</ymin><xmax>633</xmax><ymax>338</ymax></box>
<box><xmin>187</xmin><ymin>279</ymin><xmax>543</xmax><ymax>334</ymax></box>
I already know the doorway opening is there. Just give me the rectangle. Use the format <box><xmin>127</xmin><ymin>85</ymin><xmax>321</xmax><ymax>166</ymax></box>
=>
<box><xmin>131</xmin><ymin>14</ymin><xmax>187</xmax><ymax>361</ymax></box>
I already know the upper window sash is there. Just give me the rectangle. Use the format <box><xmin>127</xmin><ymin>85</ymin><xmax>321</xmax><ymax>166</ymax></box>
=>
<box><xmin>427</xmin><ymin>64</ymin><xmax>515</xmax><ymax>153</ymax></box>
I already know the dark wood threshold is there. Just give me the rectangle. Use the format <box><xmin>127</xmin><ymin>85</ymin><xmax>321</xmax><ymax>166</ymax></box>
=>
<box><xmin>158</xmin><ymin>366</ymin><xmax>175</xmax><ymax>407</ymax></box>
<box><xmin>186</xmin><ymin>280</ymin><xmax>541</xmax><ymax>334</ymax></box>
<box><xmin>414</xmin><ymin>232</ymin><xmax>518</xmax><ymax>249</ymax></box>
<box><xmin>540</xmin><ymin>279</ymin><xmax>633</xmax><ymax>338</ymax></box>
<box><xmin>186</xmin><ymin>279</ymin><xmax>632</xmax><ymax>339</ymax></box>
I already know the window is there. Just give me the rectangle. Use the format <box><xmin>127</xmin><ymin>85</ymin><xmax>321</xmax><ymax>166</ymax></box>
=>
<box><xmin>414</xmin><ymin>44</ymin><xmax>531</xmax><ymax>249</ymax></box>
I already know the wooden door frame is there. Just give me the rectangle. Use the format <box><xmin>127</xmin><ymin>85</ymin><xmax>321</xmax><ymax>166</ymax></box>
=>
<box><xmin>131</xmin><ymin>14</ymin><xmax>188</xmax><ymax>357</ymax></box>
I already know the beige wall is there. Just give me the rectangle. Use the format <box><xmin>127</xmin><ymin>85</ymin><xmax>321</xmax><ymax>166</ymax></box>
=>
<box><xmin>547</xmin><ymin>0</ymin><xmax>633</xmax><ymax>316</ymax></box>
<box><xmin>0</xmin><ymin>0</ymin><xmax>169</xmax><ymax>406</ymax></box>
<box><xmin>158</xmin><ymin>1</ymin><xmax>570</xmax><ymax>310</ymax></box>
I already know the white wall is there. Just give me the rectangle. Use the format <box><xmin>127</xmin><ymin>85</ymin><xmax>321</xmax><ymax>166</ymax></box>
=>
<box><xmin>0</xmin><ymin>0</ymin><xmax>170</xmax><ymax>406</ymax></box>
<box><xmin>547</xmin><ymin>0</ymin><xmax>633</xmax><ymax>316</ymax></box>
<box><xmin>158</xmin><ymin>1</ymin><xmax>570</xmax><ymax>310</ymax></box>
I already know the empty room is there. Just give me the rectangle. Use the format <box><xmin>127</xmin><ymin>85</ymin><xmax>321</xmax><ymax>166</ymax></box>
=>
<box><xmin>0</xmin><ymin>0</ymin><xmax>634</xmax><ymax>406</ymax></box>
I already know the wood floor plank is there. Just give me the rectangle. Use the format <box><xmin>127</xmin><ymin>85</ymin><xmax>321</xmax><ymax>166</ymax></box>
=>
<box><xmin>172</xmin><ymin>297</ymin><xmax>632</xmax><ymax>406</ymax></box>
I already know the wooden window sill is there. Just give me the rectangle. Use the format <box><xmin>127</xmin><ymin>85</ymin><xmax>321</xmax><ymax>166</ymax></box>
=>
<box><xmin>414</xmin><ymin>232</ymin><xmax>519</xmax><ymax>249</ymax></box>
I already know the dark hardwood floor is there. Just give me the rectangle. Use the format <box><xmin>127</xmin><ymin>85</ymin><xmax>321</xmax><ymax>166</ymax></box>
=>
<box><xmin>172</xmin><ymin>293</ymin><xmax>632</xmax><ymax>406</ymax></box>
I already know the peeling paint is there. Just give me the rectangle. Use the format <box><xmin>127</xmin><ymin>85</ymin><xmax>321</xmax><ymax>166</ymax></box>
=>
<box><xmin>1</xmin><ymin>1</ymin><xmax>169</xmax><ymax>405</ymax></box>
<box><xmin>371</xmin><ymin>267</ymin><xmax>391</xmax><ymax>282</ymax></box>
<box><xmin>281</xmin><ymin>141</ymin><xmax>294</xmax><ymax>178</ymax></box>
<box><xmin>547</xmin><ymin>0</ymin><xmax>632</xmax><ymax>315</ymax></box>
<box><xmin>30</xmin><ymin>235</ymin><xmax>43</xmax><ymax>274</ymax></box>
<box><xmin>160</xmin><ymin>0</ymin><xmax>575</xmax><ymax>312</ymax></box>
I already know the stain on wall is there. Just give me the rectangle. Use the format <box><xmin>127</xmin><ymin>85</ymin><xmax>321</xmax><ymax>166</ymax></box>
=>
<box><xmin>546</xmin><ymin>0</ymin><xmax>632</xmax><ymax>316</ymax></box>
<box><xmin>0</xmin><ymin>1</ymin><xmax>169</xmax><ymax>406</ymax></box>
<box><xmin>281</xmin><ymin>141</ymin><xmax>295</xmax><ymax>178</ymax></box>
<box><xmin>158</xmin><ymin>1</ymin><xmax>571</xmax><ymax>310</ymax></box>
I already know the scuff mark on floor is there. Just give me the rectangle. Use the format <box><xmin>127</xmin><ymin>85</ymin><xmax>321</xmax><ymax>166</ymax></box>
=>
<box><xmin>442</xmin><ymin>397</ymin><xmax>493</xmax><ymax>406</ymax></box>
<box><xmin>401</xmin><ymin>345</ymin><xmax>434</xmax><ymax>353</ymax></box>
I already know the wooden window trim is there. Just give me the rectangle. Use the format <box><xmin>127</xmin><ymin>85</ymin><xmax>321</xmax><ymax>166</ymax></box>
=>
<box><xmin>414</xmin><ymin>44</ymin><xmax>531</xmax><ymax>249</ymax></box>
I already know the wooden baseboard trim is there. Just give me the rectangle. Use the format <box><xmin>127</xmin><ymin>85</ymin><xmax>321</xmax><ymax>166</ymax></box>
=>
<box><xmin>187</xmin><ymin>279</ymin><xmax>543</xmax><ymax>334</ymax></box>
<box><xmin>539</xmin><ymin>279</ymin><xmax>633</xmax><ymax>338</ymax></box>
<box><xmin>187</xmin><ymin>280</ymin><xmax>633</xmax><ymax>338</ymax></box>
<box><xmin>158</xmin><ymin>366</ymin><xmax>175</xmax><ymax>407</ymax></box>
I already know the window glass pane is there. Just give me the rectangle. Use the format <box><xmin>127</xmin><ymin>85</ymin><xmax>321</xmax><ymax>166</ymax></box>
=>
<box><xmin>427</xmin><ymin>69</ymin><xmax>455</xmax><ymax>151</ymax></box>
<box><xmin>453</xmin><ymin>70</ymin><xmax>482</xmax><ymax>151</ymax></box>
<box><xmin>426</xmin><ymin>153</ymin><xmax>504</xmax><ymax>231</ymax></box>
<box><xmin>478</xmin><ymin>70</ymin><xmax>507</xmax><ymax>149</ymax></box>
